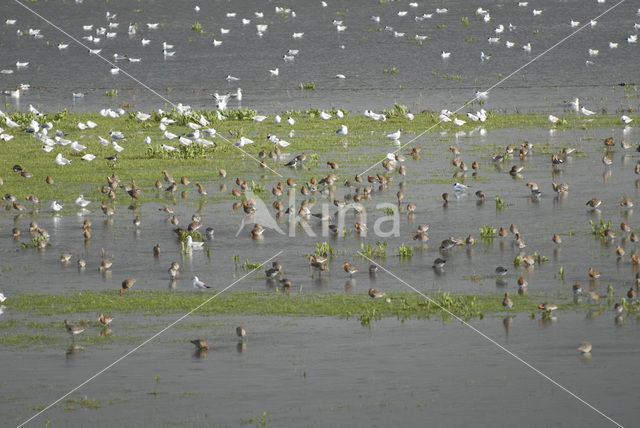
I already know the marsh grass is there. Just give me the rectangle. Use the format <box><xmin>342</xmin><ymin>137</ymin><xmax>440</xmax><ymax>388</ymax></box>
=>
<box><xmin>8</xmin><ymin>289</ymin><xmax>546</xmax><ymax>319</ymax></box>
<box><xmin>0</xmin><ymin>110</ymin><xmax>634</xmax><ymax>207</ymax></box>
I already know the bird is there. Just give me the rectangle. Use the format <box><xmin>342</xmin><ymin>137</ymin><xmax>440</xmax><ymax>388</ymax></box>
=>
<box><xmin>99</xmin><ymin>314</ymin><xmax>113</xmax><ymax>326</ymax></box>
<box><xmin>186</xmin><ymin>235</ymin><xmax>205</xmax><ymax>252</ymax></box>
<box><xmin>236</xmin><ymin>326</ymin><xmax>246</xmax><ymax>337</ymax></box>
<box><xmin>586</xmin><ymin>198</ymin><xmax>602</xmax><ymax>209</ymax></box>
<box><xmin>495</xmin><ymin>266</ymin><xmax>508</xmax><ymax>276</ymax></box>
<box><xmin>502</xmin><ymin>293</ymin><xmax>513</xmax><ymax>308</ymax></box>
<box><xmin>191</xmin><ymin>339</ymin><xmax>210</xmax><ymax>350</ymax></box>
<box><xmin>120</xmin><ymin>278</ymin><xmax>136</xmax><ymax>294</ymax></box>
<box><xmin>343</xmin><ymin>262</ymin><xmax>358</xmax><ymax>277</ymax></box>
<box><xmin>335</xmin><ymin>125</ymin><xmax>348</xmax><ymax>135</ymax></box>
<box><xmin>64</xmin><ymin>320</ymin><xmax>85</xmax><ymax>336</ymax></box>
<box><xmin>432</xmin><ymin>258</ymin><xmax>446</xmax><ymax>269</ymax></box>
<box><xmin>51</xmin><ymin>201</ymin><xmax>64</xmax><ymax>212</ymax></box>
<box><xmin>368</xmin><ymin>288</ymin><xmax>386</xmax><ymax>298</ymax></box>
<box><xmin>192</xmin><ymin>276</ymin><xmax>211</xmax><ymax>289</ymax></box>
<box><xmin>577</xmin><ymin>342</ymin><xmax>592</xmax><ymax>354</ymax></box>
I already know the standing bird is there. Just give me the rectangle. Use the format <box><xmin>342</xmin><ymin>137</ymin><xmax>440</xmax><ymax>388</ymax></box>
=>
<box><xmin>343</xmin><ymin>262</ymin><xmax>358</xmax><ymax>277</ymax></box>
<box><xmin>368</xmin><ymin>288</ymin><xmax>386</xmax><ymax>298</ymax></box>
<box><xmin>120</xmin><ymin>278</ymin><xmax>136</xmax><ymax>294</ymax></box>
<box><xmin>502</xmin><ymin>292</ymin><xmax>513</xmax><ymax>308</ymax></box>
<box><xmin>191</xmin><ymin>339</ymin><xmax>210</xmax><ymax>350</ymax></box>
<box><xmin>236</xmin><ymin>326</ymin><xmax>246</xmax><ymax>337</ymax></box>
<box><xmin>192</xmin><ymin>276</ymin><xmax>211</xmax><ymax>289</ymax></box>
<box><xmin>64</xmin><ymin>320</ymin><xmax>85</xmax><ymax>336</ymax></box>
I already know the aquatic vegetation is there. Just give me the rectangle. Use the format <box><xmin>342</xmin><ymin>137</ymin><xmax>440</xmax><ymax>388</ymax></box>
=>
<box><xmin>358</xmin><ymin>308</ymin><xmax>381</xmax><ymax>327</ymax></box>
<box><xmin>479</xmin><ymin>225</ymin><xmax>496</xmax><ymax>240</ymax></box>
<box><xmin>298</xmin><ymin>82</ymin><xmax>316</xmax><ymax>90</ymax></box>
<box><xmin>67</xmin><ymin>396</ymin><xmax>100</xmax><ymax>409</ymax></box>
<box><xmin>359</xmin><ymin>241</ymin><xmax>387</xmax><ymax>259</ymax></box>
<box><xmin>531</xmin><ymin>252</ymin><xmax>549</xmax><ymax>264</ymax></box>
<box><xmin>589</xmin><ymin>219</ymin><xmax>612</xmax><ymax>235</ymax></box>
<box><xmin>495</xmin><ymin>196</ymin><xmax>507</xmax><ymax>210</ymax></box>
<box><xmin>191</xmin><ymin>22</ymin><xmax>204</xmax><ymax>33</ymax></box>
<box><xmin>383</xmin><ymin>67</ymin><xmax>398</xmax><ymax>74</ymax></box>
<box><xmin>105</xmin><ymin>89</ymin><xmax>118</xmax><ymax>97</ymax></box>
<box><xmin>461</xmin><ymin>16</ymin><xmax>469</xmax><ymax>26</ymax></box>
<box><xmin>314</xmin><ymin>241</ymin><xmax>335</xmax><ymax>258</ymax></box>
<box><xmin>242</xmin><ymin>260</ymin><xmax>263</xmax><ymax>270</ymax></box>
<box><xmin>20</xmin><ymin>234</ymin><xmax>49</xmax><ymax>249</ymax></box>
<box><xmin>397</xmin><ymin>243</ymin><xmax>413</xmax><ymax>258</ymax></box>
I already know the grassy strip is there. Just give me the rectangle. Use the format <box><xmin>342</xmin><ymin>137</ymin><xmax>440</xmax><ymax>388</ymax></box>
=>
<box><xmin>0</xmin><ymin>109</ymin><xmax>634</xmax><ymax>205</ymax></box>
<box><xmin>9</xmin><ymin>289</ymin><xmax>555</xmax><ymax>319</ymax></box>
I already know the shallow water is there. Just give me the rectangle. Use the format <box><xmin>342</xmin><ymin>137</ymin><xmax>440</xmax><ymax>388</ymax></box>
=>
<box><xmin>1</xmin><ymin>313</ymin><xmax>638</xmax><ymax>427</ymax></box>
<box><xmin>2</xmin><ymin>0</ymin><xmax>639</xmax><ymax>114</ymax></box>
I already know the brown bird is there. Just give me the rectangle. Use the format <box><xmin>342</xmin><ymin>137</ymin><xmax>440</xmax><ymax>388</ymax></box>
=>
<box><xmin>191</xmin><ymin>339</ymin><xmax>210</xmax><ymax>350</ymax></box>
<box><xmin>327</xmin><ymin>161</ymin><xmax>339</xmax><ymax>169</ymax></box>
<box><xmin>162</xmin><ymin>170</ymin><xmax>175</xmax><ymax>184</ymax></box>
<box><xmin>196</xmin><ymin>183</ymin><xmax>207</xmax><ymax>195</ymax></box>
<box><xmin>180</xmin><ymin>176</ymin><xmax>190</xmax><ymax>186</ymax></box>
<box><xmin>343</xmin><ymin>262</ymin><xmax>358</xmax><ymax>277</ymax></box>
<box><xmin>552</xmin><ymin>233</ymin><xmax>562</xmax><ymax>244</ymax></box>
<box><xmin>153</xmin><ymin>244</ymin><xmax>161</xmax><ymax>256</ymax></box>
<box><xmin>588</xmin><ymin>268</ymin><xmax>601</xmax><ymax>279</ymax></box>
<box><xmin>236</xmin><ymin>326</ymin><xmax>246</xmax><ymax>337</ymax></box>
<box><xmin>586</xmin><ymin>198</ymin><xmax>602</xmax><ymax>209</ymax></box>
<box><xmin>46</xmin><ymin>176</ymin><xmax>54</xmax><ymax>185</ymax></box>
<box><xmin>120</xmin><ymin>278</ymin><xmax>136</xmax><ymax>295</ymax></box>
<box><xmin>502</xmin><ymin>292</ymin><xmax>513</xmax><ymax>308</ymax></box>
<box><xmin>603</xmin><ymin>136</ymin><xmax>614</xmax><ymax>146</ymax></box>
<box><xmin>368</xmin><ymin>288</ymin><xmax>386</xmax><ymax>298</ymax></box>
<box><xmin>98</xmin><ymin>313</ymin><xmax>113</xmax><ymax>326</ymax></box>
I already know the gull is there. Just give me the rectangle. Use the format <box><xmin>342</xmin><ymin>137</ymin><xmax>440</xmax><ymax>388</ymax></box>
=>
<box><xmin>233</xmin><ymin>136</ymin><xmax>254</xmax><ymax>147</ymax></box>
<box><xmin>588</xmin><ymin>48</ymin><xmax>599</xmax><ymax>56</ymax></box>
<box><xmin>569</xmin><ymin>98</ymin><xmax>580</xmax><ymax>111</ymax></box>
<box><xmin>386</xmin><ymin>129</ymin><xmax>401</xmax><ymax>140</ymax></box>
<box><xmin>213</xmin><ymin>39</ymin><xmax>222</xmax><ymax>46</ymax></box>
<box><xmin>98</xmin><ymin>136</ymin><xmax>110</xmax><ymax>146</ymax></box>
<box><xmin>81</xmin><ymin>154</ymin><xmax>96</xmax><ymax>161</ymax></box>
<box><xmin>287</xmin><ymin>49</ymin><xmax>299</xmax><ymax>56</ymax></box>
<box><xmin>226</xmin><ymin>13</ymin><xmax>236</xmax><ymax>18</ymax></box>
<box><xmin>439</xmin><ymin>113</ymin><xmax>452</xmax><ymax>122</ymax></box>
<box><xmin>242</xmin><ymin>19</ymin><xmax>250</xmax><ymax>25</ymax></box>
<box><xmin>532</xmin><ymin>9</ymin><xmax>542</xmax><ymax>15</ymax></box>
<box><xmin>110</xmin><ymin>67</ymin><xmax>120</xmax><ymax>74</ymax></box>
<box><xmin>110</xmin><ymin>131</ymin><xmax>125</xmax><ymax>140</ymax></box>
<box><xmin>581</xmin><ymin>106</ymin><xmax>596</xmax><ymax>116</ymax></box>
<box><xmin>283</xmin><ymin>54</ymin><xmax>295</xmax><ymax>62</ymax></box>
<box><xmin>86</xmin><ymin>120</ymin><xmax>97</xmax><ymax>128</ymax></box>
<box><xmin>495</xmin><ymin>24</ymin><xmax>504</xmax><ymax>34</ymax></box>
<box><xmin>58</xmin><ymin>43</ymin><xmax>69</xmax><ymax>50</ymax></box>
<box><xmin>483</xmin><ymin>13</ymin><xmax>491</xmax><ymax>22</ymax></box>
<box><xmin>256</xmin><ymin>24</ymin><xmax>268</xmax><ymax>32</ymax></box>
<box><xmin>287</xmin><ymin>117</ymin><xmax>295</xmax><ymax>125</ymax></box>
<box><xmin>163</xmin><ymin>130</ymin><xmax>178</xmax><ymax>139</ymax></box>
<box><xmin>277</xmin><ymin>139</ymin><xmax>290</xmax><ymax>147</ymax></box>
<box><xmin>141</xmin><ymin>39</ymin><xmax>150</xmax><ymax>45</ymax></box>
<box><xmin>42</xmin><ymin>145</ymin><xmax>54</xmax><ymax>152</ymax></box>
<box><xmin>70</xmin><ymin>141</ymin><xmax>87</xmax><ymax>152</ymax></box>
<box><xmin>128</xmin><ymin>57</ymin><xmax>141</xmax><ymax>63</ymax></box>
<box><xmin>6</xmin><ymin>19</ymin><xmax>16</xmax><ymax>25</ymax></box>
<box><xmin>590</xmin><ymin>20</ymin><xmax>597</xmax><ymax>27</ymax></box>
<box><xmin>609</xmin><ymin>42</ymin><xmax>618</xmax><ymax>49</ymax></box>
<box><xmin>336</xmin><ymin>110</ymin><xmax>344</xmax><ymax>118</ymax></box>
<box><xmin>621</xmin><ymin>115</ymin><xmax>633</xmax><ymax>124</ymax></box>
<box><xmin>112</xmin><ymin>141</ymin><xmax>124</xmax><ymax>152</ymax></box>
<box><xmin>51</xmin><ymin>200</ymin><xmax>64</xmax><ymax>211</ymax></box>
<box><xmin>409</xmin><ymin>2</ymin><xmax>418</xmax><ymax>6</ymax></box>
<box><xmin>0</xmin><ymin>292</ymin><xmax>5</xmax><ymax>303</ymax></box>
<box><xmin>16</xmin><ymin>61</ymin><xmax>29</xmax><ymax>68</ymax></box>
<box><xmin>253</xmin><ymin>115</ymin><xmax>267</xmax><ymax>122</ymax></box>
<box><xmin>397</xmin><ymin>11</ymin><xmax>407</xmax><ymax>17</ymax></box>
<box><xmin>187</xmin><ymin>122</ymin><xmax>201</xmax><ymax>130</ymax></box>
<box><xmin>163</xmin><ymin>50</ymin><xmax>175</xmax><ymax>56</ymax></box>
<box><xmin>195</xmin><ymin>5</ymin><xmax>200</xmax><ymax>12</ymax></box>
<box><xmin>220</xmin><ymin>28</ymin><xmax>230</xmax><ymax>34</ymax></box>
<box><xmin>320</xmin><ymin>111</ymin><xmax>332</xmax><ymax>120</ymax></box>
<box><xmin>75</xmin><ymin>195</ymin><xmax>91</xmax><ymax>207</ymax></box>
<box><xmin>255</xmin><ymin>12</ymin><xmax>264</xmax><ymax>18</ymax></box>
<box><xmin>628</xmin><ymin>35</ymin><xmax>638</xmax><ymax>43</ymax></box>
<box><xmin>522</xmin><ymin>43</ymin><xmax>532</xmax><ymax>52</ymax></box>
<box><xmin>570</xmin><ymin>19</ymin><xmax>580</xmax><ymax>27</ymax></box>
<box><xmin>202</xmin><ymin>128</ymin><xmax>215</xmax><ymax>136</ymax></box>
<box><xmin>453</xmin><ymin>118</ymin><xmax>466</xmax><ymax>126</ymax></box>
<box><xmin>161</xmin><ymin>144</ymin><xmax>175</xmax><ymax>151</ymax></box>
<box><xmin>371</xmin><ymin>16</ymin><xmax>380</xmax><ymax>23</ymax></box>
<box><xmin>106</xmin><ymin>32</ymin><xmax>117</xmax><ymax>39</ymax></box>
<box><xmin>321</xmin><ymin>1</ymin><xmax>327</xmax><ymax>7</ymax></box>
<box><xmin>292</xmin><ymin>32</ymin><xmax>304</xmax><ymax>38</ymax></box>
<box><xmin>78</xmin><ymin>122</ymin><xmax>88</xmax><ymax>130</ymax></box>
<box><xmin>505</xmin><ymin>40</ymin><xmax>515</xmax><ymax>48</ymax></box>
<box><xmin>274</xmin><ymin>115</ymin><xmax>281</xmax><ymax>123</ymax></box>
<box><xmin>88</xmin><ymin>48</ymin><xmax>101</xmax><ymax>54</ymax></box>
<box><xmin>476</xmin><ymin>90</ymin><xmax>489</xmax><ymax>100</ymax></box>
<box><xmin>518</xmin><ymin>1</ymin><xmax>528</xmax><ymax>5</ymax></box>
<box><xmin>467</xmin><ymin>112</ymin><xmax>479</xmax><ymax>121</ymax></box>
<box><xmin>333</xmin><ymin>20</ymin><xmax>343</xmax><ymax>26</ymax></box>
<box><xmin>179</xmin><ymin>136</ymin><xmax>192</xmax><ymax>146</ymax></box>
<box><xmin>25</xmin><ymin>120</ymin><xmax>40</xmax><ymax>133</ymax></box>
<box><xmin>488</xmin><ymin>37</ymin><xmax>500</xmax><ymax>44</ymax></box>
<box><xmin>441</xmin><ymin>51</ymin><xmax>451</xmax><ymax>59</ymax></box>
<box><xmin>335</xmin><ymin>74</ymin><xmax>346</xmax><ymax>79</ymax></box>
<box><xmin>143</xmin><ymin>136</ymin><xmax>152</xmax><ymax>144</ymax></box>
<box><xmin>226</xmin><ymin>74</ymin><xmax>239</xmax><ymax>81</ymax></box>
<box><xmin>548</xmin><ymin>114</ymin><xmax>559</xmax><ymax>124</ymax></box>
<box><xmin>435</xmin><ymin>8</ymin><xmax>447</xmax><ymax>14</ymax></box>
<box><xmin>406</xmin><ymin>113</ymin><xmax>414</xmax><ymax>120</ymax></box>
<box><xmin>336</xmin><ymin>125</ymin><xmax>348</xmax><ymax>135</ymax></box>
<box><xmin>128</xmin><ymin>23</ymin><xmax>136</xmax><ymax>35</ymax></box>
<box><xmin>480</xmin><ymin>51</ymin><xmax>491</xmax><ymax>61</ymax></box>
<box><xmin>192</xmin><ymin>276</ymin><xmax>211</xmax><ymax>289</ymax></box>
<box><xmin>230</xmin><ymin>87</ymin><xmax>242</xmax><ymax>100</ymax></box>
<box><xmin>55</xmin><ymin>153</ymin><xmax>72</xmax><ymax>166</ymax></box>
<box><xmin>147</xmin><ymin>23</ymin><xmax>159</xmax><ymax>29</ymax></box>
<box><xmin>136</xmin><ymin>111</ymin><xmax>151</xmax><ymax>121</ymax></box>
<box><xmin>4</xmin><ymin>117</ymin><xmax>19</xmax><ymax>128</ymax></box>
<box><xmin>186</xmin><ymin>236</ymin><xmax>205</xmax><ymax>252</ymax></box>
<box><xmin>454</xmin><ymin>182</ymin><xmax>468</xmax><ymax>191</ymax></box>
<box><xmin>269</xmin><ymin>68</ymin><xmax>279</xmax><ymax>76</ymax></box>
<box><xmin>73</xmin><ymin>92</ymin><xmax>85</xmax><ymax>98</ymax></box>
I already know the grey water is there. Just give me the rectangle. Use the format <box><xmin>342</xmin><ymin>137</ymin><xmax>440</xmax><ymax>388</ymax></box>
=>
<box><xmin>1</xmin><ymin>0</ymin><xmax>639</xmax><ymax>114</ymax></box>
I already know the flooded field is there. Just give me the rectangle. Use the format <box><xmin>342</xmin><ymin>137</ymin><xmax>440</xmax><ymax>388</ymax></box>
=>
<box><xmin>1</xmin><ymin>0</ymin><xmax>640</xmax><ymax>426</ymax></box>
